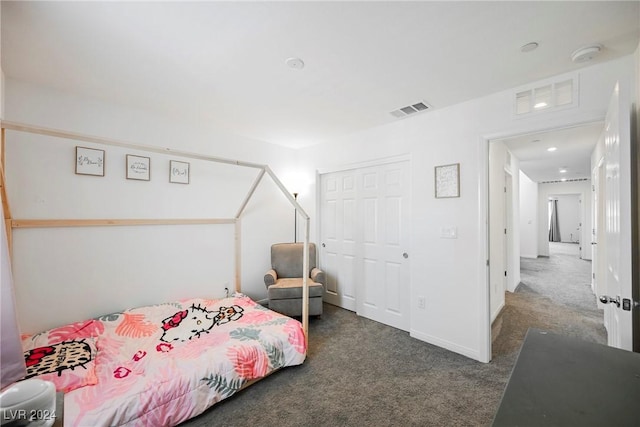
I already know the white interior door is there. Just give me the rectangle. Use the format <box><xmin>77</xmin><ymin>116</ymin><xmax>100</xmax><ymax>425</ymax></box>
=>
<box><xmin>320</xmin><ymin>170</ymin><xmax>357</xmax><ymax>311</ymax></box>
<box><xmin>601</xmin><ymin>83</ymin><xmax>633</xmax><ymax>350</ymax></box>
<box><xmin>319</xmin><ymin>160</ymin><xmax>411</xmax><ymax>331</ymax></box>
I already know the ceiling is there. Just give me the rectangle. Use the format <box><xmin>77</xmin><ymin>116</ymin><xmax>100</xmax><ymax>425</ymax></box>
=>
<box><xmin>2</xmin><ymin>1</ymin><xmax>639</xmax><ymax>149</ymax></box>
<box><xmin>499</xmin><ymin>122</ymin><xmax>603</xmax><ymax>183</ymax></box>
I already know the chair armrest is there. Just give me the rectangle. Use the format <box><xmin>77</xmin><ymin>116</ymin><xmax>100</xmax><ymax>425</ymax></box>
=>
<box><xmin>264</xmin><ymin>269</ymin><xmax>277</xmax><ymax>287</ymax></box>
<box><xmin>310</xmin><ymin>267</ymin><xmax>325</xmax><ymax>285</ymax></box>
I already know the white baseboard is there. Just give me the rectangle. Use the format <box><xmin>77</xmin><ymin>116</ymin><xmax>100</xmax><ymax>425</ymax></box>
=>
<box><xmin>410</xmin><ymin>329</ymin><xmax>482</xmax><ymax>362</ymax></box>
<box><xmin>491</xmin><ymin>300</ymin><xmax>505</xmax><ymax>323</ymax></box>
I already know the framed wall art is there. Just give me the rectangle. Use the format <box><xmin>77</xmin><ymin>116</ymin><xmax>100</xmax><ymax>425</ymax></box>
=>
<box><xmin>435</xmin><ymin>163</ymin><xmax>460</xmax><ymax>198</ymax></box>
<box><xmin>169</xmin><ymin>160</ymin><xmax>190</xmax><ymax>184</ymax></box>
<box><xmin>76</xmin><ymin>146</ymin><xmax>105</xmax><ymax>176</ymax></box>
<box><xmin>126</xmin><ymin>155</ymin><xmax>151</xmax><ymax>181</ymax></box>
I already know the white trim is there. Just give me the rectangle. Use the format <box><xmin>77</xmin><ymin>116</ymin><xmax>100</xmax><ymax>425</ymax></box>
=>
<box><xmin>317</xmin><ymin>153</ymin><xmax>411</xmax><ymax>175</ymax></box>
<box><xmin>491</xmin><ymin>300</ymin><xmax>505</xmax><ymax>324</ymax></box>
<box><xmin>477</xmin><ymin>136</ymin><xmax>491</xmax><ymax>363</ymax></box>
<box><xmin>480</xmin><ymin>114</ymin><xmax>607</xmax><ymax>365</ymax></box>
<box><xmin>410</xmin><ymin>329</ymin><xmax>480</xmax><ymax>361</ymax></box>
<box><xmin>483</xmin><ymin>115</ymin><xmax>605</xmax><ymax>143</ymax></box>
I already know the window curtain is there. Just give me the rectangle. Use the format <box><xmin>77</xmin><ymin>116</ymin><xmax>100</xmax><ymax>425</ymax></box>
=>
<box><xmin>548</xmin><ymin>199</ymin><xmax>561</xmax><ymax>242</ymax></box>
<box><xmin>1</xmin><ymin>212</ymin><xmax>26</xmax><ymax>390</ymax></box>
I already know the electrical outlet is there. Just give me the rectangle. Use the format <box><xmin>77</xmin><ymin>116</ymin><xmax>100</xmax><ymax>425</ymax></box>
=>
<box><xmin>418</xmin><ymin>296</ymin><xmax>426</xmax><ymax>310</ymax></box>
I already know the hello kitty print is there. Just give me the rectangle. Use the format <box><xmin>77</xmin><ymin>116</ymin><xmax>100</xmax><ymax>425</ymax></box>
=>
<box><xmin>160</xmin><ymin>303</ymin><xmax>244</xmax><ymax>343</ymax></box>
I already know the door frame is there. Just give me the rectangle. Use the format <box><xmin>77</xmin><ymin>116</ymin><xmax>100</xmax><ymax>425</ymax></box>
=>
<box><xmin>504</xmin><ymin>170</ymin><xmax>514</xmax><ymax>293</ymax></box>
<box><xmin>480</xmin><ymin>114</ymin><xmax>605</xmax><ymax>362</ymax></box>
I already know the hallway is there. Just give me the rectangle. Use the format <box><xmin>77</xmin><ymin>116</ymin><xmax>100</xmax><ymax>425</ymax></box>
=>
<box><xmin>492</xmin><ymin>242</ymin><xmax>606</xmax><ymax>358</ymax></box>
<box><xmin>520</xmin><ymin>242</ymin><xmax>600</xmax><ymax>313</ymax></box>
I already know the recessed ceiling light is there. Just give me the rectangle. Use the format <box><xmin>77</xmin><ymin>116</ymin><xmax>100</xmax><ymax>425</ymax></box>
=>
<box><xmin>285</xmin><ymin>57</ymin><xmax>305</xmax><ymax>70</ymax></box>
<box><xmin>521</xmin><ymin>42</ymin><xmax>539</xmax><ymax>53</ymax></box>
<box><xmin>534</xmin><ymin>102</ymin><xmax>548</xmax><ymax>109</ymax></box>
<box><xmin>561</xmin><ymin>178</ymin><xmax>567</xmax><ymax>182</ymax></box>
<box><xmin>559</xmin><ymin>169</ymin><xmax>567</xmax><ymax>173</ymax></box>
<box><xmin>547</xmin><ymin>147</ymin><xmax>557</xmax><ymax>152</ymax></box>
<box><xmin>571</xmin><ymin>44</ymin><xmax>602</xmax><ymax>63</ymax></box>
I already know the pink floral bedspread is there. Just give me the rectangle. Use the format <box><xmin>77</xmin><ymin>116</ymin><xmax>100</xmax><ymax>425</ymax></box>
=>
<box><xmin>22</xmin><ymin>295</ymin><xmax>307</xmax><ymax>426</ymax></box>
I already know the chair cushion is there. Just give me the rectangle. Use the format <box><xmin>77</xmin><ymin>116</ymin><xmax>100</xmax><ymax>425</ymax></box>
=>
<box><xmin>269</xmin><ymin>297</ymin><xmax>323</xmax><ymax>317</ymax></box>
<box><xmin>268</xmin><ymin>278</ymin><xmax>324</xmax><ymax>300</ymax></box>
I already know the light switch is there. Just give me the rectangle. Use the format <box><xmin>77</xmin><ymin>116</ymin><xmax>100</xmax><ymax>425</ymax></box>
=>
<box><xmin>440</xmin><ymin>227</ymin><xmax>457</xmax><ymax>239</ymax></box>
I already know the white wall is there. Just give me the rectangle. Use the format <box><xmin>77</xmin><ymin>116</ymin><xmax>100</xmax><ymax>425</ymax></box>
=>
<box><xmin>538</xmin><ymin>181</ymin><xmax>592</xmax><ymax>259</ymax></box>
<box><xmin>6</xmin><ymin>54</ymin><xmax>635</xmax><ymax>360</ymax></box>
<box><xmin>0</xmin><ymin>3</ymin><xmax>3</xmax><ymax>120</ymax></box>
<box><xmin>1</xmin><ymin>69</ymin><xmax>4</xmax><ymax>119</ymax></box>
<box><xmin>300</xmin><ymin>55</ymin><xmax>635</xmax><ymax>362</ymax></box>
<box><xmin>5</xmin><ymin>80</ymin><xmax>299</xmax><ymax>333</ymax></box>
<box><xmin>519</xmin><ymin>171</ymin><xmax>538</xmax><ymax>258</ymax></box>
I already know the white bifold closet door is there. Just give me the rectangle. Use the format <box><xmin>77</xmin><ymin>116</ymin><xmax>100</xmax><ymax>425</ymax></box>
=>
<box><xmin>320</xmin><ymin>160</ymin><xmax>410</xmax><ymax>331</ymax></box>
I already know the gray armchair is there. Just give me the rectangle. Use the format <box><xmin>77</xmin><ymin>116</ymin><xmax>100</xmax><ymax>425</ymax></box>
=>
<box><xmin>264</xmin><ymin>243</ymin><xmax>324</xmax><ymax>317</ymax></box>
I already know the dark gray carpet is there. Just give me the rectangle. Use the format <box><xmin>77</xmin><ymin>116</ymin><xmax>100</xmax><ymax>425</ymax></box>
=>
<box><xmin>519</xmin><ymin>242</ymin><xmax>600</xmax><ymax>313</ymax></box>
<box><xmin>181</xmin><ymin>244</ymin><xmax>605</xmax><ymax>427</ymax></box>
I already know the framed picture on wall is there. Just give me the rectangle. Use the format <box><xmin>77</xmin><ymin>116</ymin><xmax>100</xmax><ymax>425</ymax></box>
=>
<box><xmin>76</xmin><ymin>146</ymin><xmax>105</xmax><ymax>176</ymax></box>
<box><xmin>126</xmin><ymin>155</ymin><xmax>151</xmax><ymax>181</ymax></box>
<box><xmin>169</xmin><ymin>160</ymin><xmax>190</xmax><ymax>184</ymax></box>
<box><xmin>435</xmin><ymin>163</ymin><xmax>460</xmax><ymax>198</ymax></box>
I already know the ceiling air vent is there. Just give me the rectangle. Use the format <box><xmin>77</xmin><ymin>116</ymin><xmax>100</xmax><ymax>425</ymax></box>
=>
<box><xmin>390</xmin><ymin>101</ymin><xmax>431</xmax><ymax>118</ymax></box>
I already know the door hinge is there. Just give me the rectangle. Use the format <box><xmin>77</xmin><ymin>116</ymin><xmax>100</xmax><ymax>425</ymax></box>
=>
<box><xmin>504</xmin><ymin>270</ymin><xmax>507</xmax><ymax>277</ymax></box>
<box><xmin>486</xmin><ymin>260</ymin><xmax>490</xmax><ymax>267</ymax></box>
<box><xmin>504</xmin><ymin>228</ymin><xmax>507</xmax><ymax>234</ymax></box>
<box><xmin>593</xmin><ymin>272</ymin><xmax>595</xmax><ymax>279</ymax></box>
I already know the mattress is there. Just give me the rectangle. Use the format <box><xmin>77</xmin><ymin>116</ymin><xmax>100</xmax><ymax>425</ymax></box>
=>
<box><xmin>21</xmin><ymin>295</ymin><xmax>307</xmax><ymax>426</ymax></box>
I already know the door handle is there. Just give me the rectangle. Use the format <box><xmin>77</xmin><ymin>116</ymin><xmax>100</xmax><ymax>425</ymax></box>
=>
<box><xmin>599</xmin><ymin>295</ymin><xmax>620</xmax><ymax>308</ymax></box>
<box><xmin>403</xmin><ymin>252</ymin><xmax>409</xmax><ymax>259</ymax></box>
<box><xmin>591</xmin><ymin>242</ymin><xmax>597</xmax><ymax>245</ymax></box>
<box><xmin>322</xmin><ymin>243</ymin><xmax>326</xmax><ymax>248</ymax></box>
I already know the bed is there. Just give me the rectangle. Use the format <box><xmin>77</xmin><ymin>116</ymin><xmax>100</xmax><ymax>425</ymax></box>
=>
<box><xmin>20</xmin><ymin>294</ymin><xmax>307</xmax><ymax>427</ymax></box>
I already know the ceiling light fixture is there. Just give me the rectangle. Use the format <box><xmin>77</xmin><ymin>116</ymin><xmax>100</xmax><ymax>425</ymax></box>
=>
<box><xmin>547</xmin><ymin>147</ymin><xmax>557</xmax><ymax>152</ymax></box>
<box><xmin>571</xmin><ymin>44</ymin><xmax>602</xmax><ymax>63</ymax></box>
<box><xmin>520</xmin><ymin>42</ymin><xmax>539</xmax><ymax>53</ymax></box>
<box><xmin>534</xmin><ymin>102</ymin><xmax>548</xmax><ymax>109</ymax></box>
<box><xmin>559</xmin><ymin>169</ymin><xmax>567</xmax><ymax>173</ymax></box>
<box><xmin>285</xmin><ymin>57</ymin><xmax>305</xmax><ymax>70</ymax></box>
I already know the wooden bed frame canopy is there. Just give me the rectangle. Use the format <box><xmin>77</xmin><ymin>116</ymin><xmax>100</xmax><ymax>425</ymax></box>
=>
<box><xmin>0</xmin><ymin>120</ymin><xmax>313</xmax><ymax>342</ymax></box>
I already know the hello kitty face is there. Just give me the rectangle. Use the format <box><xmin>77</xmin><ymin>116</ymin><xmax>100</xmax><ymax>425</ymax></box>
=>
<box><xmin>160</xmin><ymin>304</ymin><xmax>215</xmax><ymax>343</ymax></box>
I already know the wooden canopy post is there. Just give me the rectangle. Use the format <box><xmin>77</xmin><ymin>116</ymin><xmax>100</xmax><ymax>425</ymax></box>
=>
<box><xmin>262</xmin><ymin>166</ymin><xmax>311</xmax><ymax>341</ymax></box>
<box><xmin>234</xmin><ymin>219</ymin><xmax>241</xmax><ymax>293</ymax></box>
